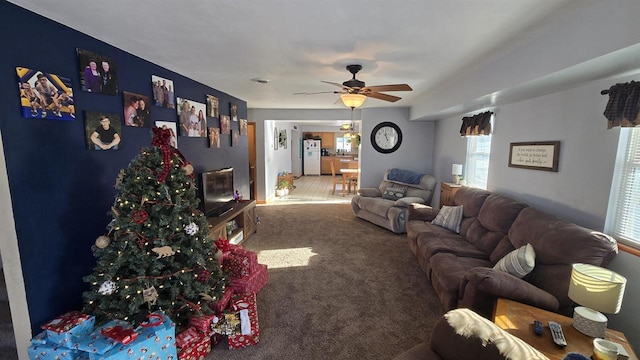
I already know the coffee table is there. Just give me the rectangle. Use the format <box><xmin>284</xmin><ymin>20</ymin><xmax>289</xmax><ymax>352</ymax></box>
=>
<box><xmin>493</xmin><ymin>298</ymin><xmax>637</xmax><ymax>360</ymax></box>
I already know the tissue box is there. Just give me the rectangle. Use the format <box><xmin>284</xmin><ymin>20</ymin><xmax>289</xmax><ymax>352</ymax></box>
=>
<box><xmin>230</xmin><ymin>264</ymin><xmax>268</xmax><ymax>294</ymax></box>
<box><xmin>74</xmin><ymin>319</ymin><xmax>134</xmax><ymax>355</ymax></box>
<box><xmin>177</xmin><ymin>330</ymin><xmax>211</xmax><ymax>360</ymax></box>
<box><xmin>28</xmin><ymin>342</ymin><xmax>82</xmax><ymax>360</ymax></box>
<box><xmin>40</xmin><ymin>311</ymin><xmax>95</xmax><ymax>347</ymax></box>
<box><xmin>227</xmin><ymin>293</ymin><xmax>259</xmax><ymax>350</ymax></box>
<box><xmin>91</xmin><ymin>311</ymin><xmax>177</xmax><ymax>360</ymax></box>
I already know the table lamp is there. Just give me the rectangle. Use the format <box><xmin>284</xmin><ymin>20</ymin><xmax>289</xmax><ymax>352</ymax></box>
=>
<box><xmin>568</xmin><ymin>263</ymin><xmax>626</xmax><ymax>338</ymax></box>
<box><xmin>452</xmin><ymin>164</ymin><xmax>463</xmax><ymax>185</ymax></box>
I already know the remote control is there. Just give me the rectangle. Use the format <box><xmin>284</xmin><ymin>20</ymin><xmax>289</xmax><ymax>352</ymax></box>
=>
<box><xmin>533</xmin><ymin>320</ymin><xmax>544</xmax><ymax>335</ymax></box>
<box><xmin>548</xmin><ymin>321</ymin><xmax>567</xmax><ymax>347</ymax></box>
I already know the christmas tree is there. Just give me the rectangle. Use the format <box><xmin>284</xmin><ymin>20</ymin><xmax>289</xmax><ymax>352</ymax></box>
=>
<box><xmin>83</xmin><ymin>127</ymin><xmax>228</xmax><ymax>326</ymax></box>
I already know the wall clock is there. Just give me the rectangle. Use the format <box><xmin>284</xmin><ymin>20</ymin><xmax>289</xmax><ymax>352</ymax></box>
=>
<box><xmin>371</xmin><ymin>122</ymin><xmax>402</xmax><ymax>153</ymax></box>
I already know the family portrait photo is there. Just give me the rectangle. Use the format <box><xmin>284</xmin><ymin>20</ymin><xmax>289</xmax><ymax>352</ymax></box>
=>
<box><xmin>76</xmin><ymin>48</ymin><xmax>118</xmax><ymax>95</ymax></box>
<box><xmin>16</xmin><ymin>67</ymin><xmax>75</xmax><ymax>121</ymax></box>
<box><xmin>230</xmin><ymin>102</ymin><xmax>239</xmax><ymax>122</ymax></box>
<box><xmin>208</xmin><ymin>127</ymin><xmax>220</xmax><ymax>148</ymax></box>
<box><xmin>151</xmin><ymin>75</ymin><xmax>175</xmax><ymax>109</ymax></box>
<box><xmin>220</xmin><ymin>114</ymin><xmax>231</xmax><ymax>135</ymax></box>
<box><xmin>177</xmin><ymin>97</ymin><xmax>207</xmax><ymax>137</ymax></box>
<box><xmin>240</xmin><ymin>119</ymin><xmax>248</xmax><ymax>135</ymax></box>
<box><xmin>84</xmin><ymin>111</ymin><xmax>122</xmax><ymax>150</ymax></box>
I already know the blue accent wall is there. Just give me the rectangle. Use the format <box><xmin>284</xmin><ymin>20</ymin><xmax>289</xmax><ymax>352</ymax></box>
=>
<box><xmin>0</xmin><ymin>1</ymin><xmax>249</xmax><ymax>333</ymax></box>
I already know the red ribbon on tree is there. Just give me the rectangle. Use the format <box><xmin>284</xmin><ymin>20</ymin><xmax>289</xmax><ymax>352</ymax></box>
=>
<box><xmin>151</xmin><ymin>127</ymin><xmax>194</xmax><ymax>183</ymax></box>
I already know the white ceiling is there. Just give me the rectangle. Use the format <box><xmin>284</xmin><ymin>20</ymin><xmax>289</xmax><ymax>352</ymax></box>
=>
<box><xmin>9</xmin><ymin>0</ymin><xmax>585</xmax><ymax>111</ymax></box>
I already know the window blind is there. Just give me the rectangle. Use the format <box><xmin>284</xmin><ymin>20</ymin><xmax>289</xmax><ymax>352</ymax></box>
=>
<box><xmin>612</xmin><ymin>128</ymin><xmax>640</xmax><ymax>244</ymax></box>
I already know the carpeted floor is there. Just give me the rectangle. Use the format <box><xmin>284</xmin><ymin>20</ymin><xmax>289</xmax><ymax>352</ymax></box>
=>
<box><xmin>207</xmin><ymin>203</ymin><xmax>444</xmax><ymax>360</ymax></box>
<box><xmin>0</xmin><ymin>269</ymin><xmax>18</xmax><ymax>360</ymax></box>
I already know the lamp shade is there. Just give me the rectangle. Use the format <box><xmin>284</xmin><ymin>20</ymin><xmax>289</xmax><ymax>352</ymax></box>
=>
<box><xmin>568</xmin><ymin>263</ymin><xmax>626</xmax><ymax>314</ymax></box>
<box><xmin>452</xmin><ymin>164</ymin><xmax>463</xmax><ymax>175</ymax></box>
<box><xmin>341</xmin><ymin>93</ymin><xmax>367</xmax><ymax>108</ymax></box>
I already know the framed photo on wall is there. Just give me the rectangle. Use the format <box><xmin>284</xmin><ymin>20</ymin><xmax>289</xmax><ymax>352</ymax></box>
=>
<box><xmin>155</xmin><ymin>120</ymin><xmax>178</xmax><ymax>148</ymax></box>
<box><xmin>76</xmin><ymin>48</ymin><xmax>118</xmax><ymax>95</ymax></box>
<box><xmin>84</xmin><ymin>111</ymin><xmax>122</xmax><ymax>150</ymax></box>
<box><xmin>208</xmin><ymin>127</ymin><xmax>220</xmax><ymax>148</ymax></box>
<box><xmin>240</xmin><ymin>119</ymin><xmax>248</xmax><ymax>135</ymax></box>
<box><xmin>151</xmin><ymin>75</ymin><xmax>175</xmax><ymax>109</ymax></box>
<box><xmin>207</xmin><ymin>95</ymin><xmax>219</xmax><ymax>118</ymax></box>
<box><xmin>230</xmin><ymin>102</ymin><xmax>239</xmax><ymax>122</ymax></box>
<box><xmin>220</xmin><ymin>114</ymin><xmax>231</xmax><ymax>135</ymax></box>
<box><xmin>16</xmin><ymin>67</ymin><xmax>75</xmax><ymax>121</ymax></box>
<box><xmin>122</xmin><ymin>91</ymin><xmax>151</xmax><ymax>127</ymax></box>
<box><xmin>176</xmin><ymin>97</ymin><xmax>207</xmax><ymax>137</ymax></box>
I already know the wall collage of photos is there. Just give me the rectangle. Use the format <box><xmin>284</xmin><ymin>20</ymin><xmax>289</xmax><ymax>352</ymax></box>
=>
<box><xmin>16</xmin><ymin>48</ymin><xmax>248</xmax><ymax>152</ymax></box>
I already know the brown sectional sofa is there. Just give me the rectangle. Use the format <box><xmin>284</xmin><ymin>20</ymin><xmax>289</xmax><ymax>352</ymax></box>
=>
<box><xmin>407</xmin><ymin>186</ymin><xmax>618</xmax><ymax>318</ymax></box>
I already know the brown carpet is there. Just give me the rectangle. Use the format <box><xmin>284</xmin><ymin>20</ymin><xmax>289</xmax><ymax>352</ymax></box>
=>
<box><xmin>208</xmin><ymin>203</ymin><xmax>444</xmax><ymax>360</ymax></box>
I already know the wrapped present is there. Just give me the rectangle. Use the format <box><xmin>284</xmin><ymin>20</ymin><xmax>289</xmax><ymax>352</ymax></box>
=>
<box><xmin>232</xmin><ymin>248</ymin><xmax>258</xmax><ymax>274</ymax></box>
<box><xmin>230</xmin><ymin>264</ymin><xmax>268</xmax><ymax>294</ymax></box>
<box><xmin>31</xmin><ymin>331</ymin><xmax>48</xmax><ymax>345</ymax></box>
<box><xmin>210</xmin><ymin>313</ymin><xmax>241</xmax><ymax>337</ymax></box>
<box><xmin>210</xmin><ymin>288</ymin><xmax>233</xmax><ymax>313</ymax></box>
<box><xmin>223</xmin><ymin>253</ymin><xmax>251</xmax><ymax>278</ymax></box>
<box><xmin>176</xmin><ymin>327</ymin><xmax>201</xmax><ymax>349</ymax></box>
<box><xmin>227</xmin><ymin>292</ymin><xmax>259</xmax><ymax>350</ymax></box>
<box><xmin>40</xmin><ymin>311</ymin><xmax>95</xmax><ymax>347</ymax></box>
<box><xmin>28</xmin><ymin>342</ymin><xmax>81</xmax><ymax>360</ymax></box>
<box><xmin>188</xmin><ymin>314</ymin><xmax>216</xmax><ymax>334</ymax></box>
<box><xmin>91</xmin><ymin>311</ymin><xmax>177</xmax><ymax>360</ymax></box>
<box><xmin>75</xmin><ymin>320</ymin><xmax>134</xmax><ymax>355</ymax></box>
<box><xmin>177</xmin><ymin>330</ymin><xmax>211</xmax><ymax>360</ymax></box>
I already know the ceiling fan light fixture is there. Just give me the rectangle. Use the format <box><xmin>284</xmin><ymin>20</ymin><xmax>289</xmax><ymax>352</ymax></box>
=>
<box><xmin>341</xmin><ymin>93</ymin><xmax>367</xmax><ymax>108</ymax></box>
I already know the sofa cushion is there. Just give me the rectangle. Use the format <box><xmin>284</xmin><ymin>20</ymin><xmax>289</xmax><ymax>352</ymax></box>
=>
<box><xmin>466</xmin><ymin>194</ymin><xmax>528</xmax><ymax>254</ymax></box>
<box><xmin>416</xmin><ymin>233</ymin><xmax>489</xmax><ymax>267</ymax></box>
<box><xmin>429</xmin><ymin>253</ymin><xmax>492</xmax><ymax>310</ymax></box>
<box><xmin>452</xmin><ymin>187</ymin><xmax>491</xmax><ymax>237</ymax></box>
<box><xmin>431</xmin><ymin>205</ymin><xmax>463</xmax><ymax>233</ymax></box>
<box><xmin>493</xmin><ymin>243</ymin><xmax>536</xmax><ymax>278</ymax></box>
<box><xmin>383</xmin><ymin>184</ymin><xmax>407</xmax><ymax>200</ymax></box>
<box><xmin>353</xmin><ymin>196</ymin><xmax>396</xmax><ymax>217</ymax></box>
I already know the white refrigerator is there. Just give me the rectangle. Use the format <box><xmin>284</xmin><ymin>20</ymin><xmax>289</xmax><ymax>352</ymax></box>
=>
<box><xmin>303</xmin><ymin>140</ymin><xmax>321</xmax><ymax>175</ymax></box>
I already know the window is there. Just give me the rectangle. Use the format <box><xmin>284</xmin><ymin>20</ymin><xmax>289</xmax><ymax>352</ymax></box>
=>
<box><xmin>336</xmin><ymin>136</ymin><xmax>352</xmax><ymax>152</ymax></box>
<box><xmin>606</xmin><ymin>127</ymin><xmax>640</xmax><ymax>247</ymax></box>
<box><xmin>465</xmin><ymin>135</ymin><xmax>492</xmax><ymax>189</ymax></box>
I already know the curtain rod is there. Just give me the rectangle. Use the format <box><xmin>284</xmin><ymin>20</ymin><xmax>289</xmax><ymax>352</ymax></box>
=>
<box><xmin>601</xmin><ymin>90</ymin><xmax>609</xmax><ymax>95</ymax></box>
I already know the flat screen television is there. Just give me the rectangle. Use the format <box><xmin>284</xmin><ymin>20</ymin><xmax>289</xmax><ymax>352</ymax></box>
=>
<box><xmin>201</xmin><ymin>167</ymin><xmax>235</xmax><ymax>217</ymax></box>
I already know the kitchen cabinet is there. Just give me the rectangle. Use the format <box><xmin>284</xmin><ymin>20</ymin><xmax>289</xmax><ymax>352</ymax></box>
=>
<box><xmin>321</xmin><ymin>157</ymin><xmax>333</xmax><ymax>175</ymax></box>
<box><xmin>321</xmin><ymin>132</ymin><xmax>335</xmax><ymax>149</ymax></box>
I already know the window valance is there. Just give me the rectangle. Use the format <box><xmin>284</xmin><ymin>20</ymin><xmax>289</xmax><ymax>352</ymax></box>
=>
<box><xmin>460</xmin><ymin>111</ymin><xmax>492</xmax><ymax>137</ymax></box>
<box><xmin>602</xmin><ymin>81</ymin><xmax>640</xmax><ymax>128</ymax></box>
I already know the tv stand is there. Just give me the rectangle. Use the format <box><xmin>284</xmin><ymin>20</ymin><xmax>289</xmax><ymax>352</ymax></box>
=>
<box><xmin>207</xmin><ymin>200</ymin><xmax>256</xmax><ymax>246</ymax></box>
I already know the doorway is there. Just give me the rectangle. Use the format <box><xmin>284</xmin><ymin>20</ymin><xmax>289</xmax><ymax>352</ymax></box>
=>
<box><xmin>248</xmin><ymin>122</ymin><xmax>257</xmax><ymax>200</ymax></box>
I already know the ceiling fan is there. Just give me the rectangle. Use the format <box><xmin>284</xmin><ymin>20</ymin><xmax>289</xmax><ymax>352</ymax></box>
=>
<box><xmin>295</xmin><ymin>64</ymin><xmax>413</xmax><ymax>107</ymax></box>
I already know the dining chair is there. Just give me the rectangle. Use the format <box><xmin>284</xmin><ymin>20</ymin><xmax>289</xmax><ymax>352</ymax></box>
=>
<box><xmin>330</xmin><ymin>160</ymin><xmax>340</xmax><ymax>195</ymax></box>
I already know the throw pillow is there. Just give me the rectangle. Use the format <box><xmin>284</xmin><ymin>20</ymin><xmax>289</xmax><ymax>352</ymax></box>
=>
<box><xmin>431</xmin><ymin>205</ymin><xmax>463</xmax><ymax>233</ymax></box>
<box><xmin>493</xmin><ymin>243</ymin><xmax>536</xmax><ymax>278</ymax></box>
<box><xmin>382</xmin><ymin>184</ymin><xmax>407</xmax><ymax>200</ymax></box>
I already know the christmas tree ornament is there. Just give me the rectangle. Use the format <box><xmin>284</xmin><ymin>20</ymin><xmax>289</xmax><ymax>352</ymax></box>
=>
<box><xmin>182</xmin><ymin>163</ymin><xmax>194</xmax><ymax>176</ymax></box>
<box><xmin>185</xmin><ymin>222</ymin><xmax>199</xmax><ymax>236</ymax></box>
<box><xmin>98</xmin><ymin>280</ymin><xmax>117</xmax><ymax>295</ymax></box>
<box><xmin>200</xmin><ymin>293</ymin><xmax>216</xmax><ymax>302</ymax></box>
<box><xmin>110</xmin><ymin>206</ymin><xmax>120</xmax><ymax>217</ymax></box>
<box><xmin>151</xmin><ymin>246</ymin><xmax>175</xmax><ymax>259</ymax></box>
<box><xmin>95</xmin><ymin>235</ymin><xmax>111</xmax><ymax>249</ymax></box>
<box><xmin>131</xmin><ymin>210</ymin><xmax>149</xmax><ymax>224</ymax></box>
<box><xmin>143</xmin><ymin>286</ymin><xmax>159</xmax><ymax>306</ymax></box>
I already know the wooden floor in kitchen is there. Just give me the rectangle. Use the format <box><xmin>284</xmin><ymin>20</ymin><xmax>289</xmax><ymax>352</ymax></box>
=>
<box><xmin>268</xmin><ymin>175</ymin><xmax>356</xmax><ymax>204</ymax></box>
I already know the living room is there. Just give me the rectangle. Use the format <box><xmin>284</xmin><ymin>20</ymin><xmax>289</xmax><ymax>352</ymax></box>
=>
<box><xmin>1</xmin><ymin>1</ymin><xmax>640</xmax><ymax>359</ymax></box>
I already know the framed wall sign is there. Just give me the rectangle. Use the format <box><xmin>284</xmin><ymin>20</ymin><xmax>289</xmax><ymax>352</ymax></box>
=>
<box><xmin>508</xmin><ymin>141</ymin><xmax>560</xmax><ymax>172</ymax></box>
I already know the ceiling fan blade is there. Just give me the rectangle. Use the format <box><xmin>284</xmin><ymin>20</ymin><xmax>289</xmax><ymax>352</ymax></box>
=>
<box><xmin>293</xmin><ymin>91</ymin><xmax>340</xmax><ymax>95</ymax></box>
<box><xmin>322</xmin><ymin>81</ymin><xmax>353</xmax><ymax>91</ymax></box>
<box><xmin>362</xmin><ymin>84</ymin><xmax>412</xmax><ymax>92</ymax></box>
<box><xmin>366</xmin><ymin>92</ymin><xmax>402</xmax><ymax>102</ymax></box>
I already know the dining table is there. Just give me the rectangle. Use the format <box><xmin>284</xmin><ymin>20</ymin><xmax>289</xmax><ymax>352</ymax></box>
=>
<box><xmin>339</xmin><ymin>168</ymin><xmax>359</xmax><ymax>196</ymax></box>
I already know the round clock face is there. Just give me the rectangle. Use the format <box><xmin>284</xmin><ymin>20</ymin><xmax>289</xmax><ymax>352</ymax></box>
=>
<box><xmin>371</xmin><ymin>122</ymin><xmax>402</xmax><ymax>153</ymax></box>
